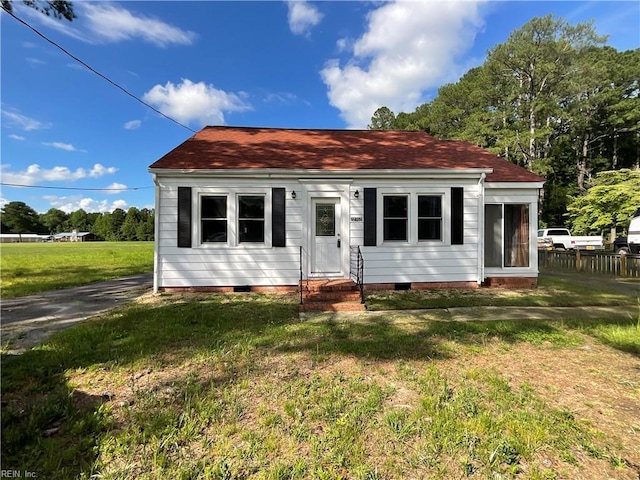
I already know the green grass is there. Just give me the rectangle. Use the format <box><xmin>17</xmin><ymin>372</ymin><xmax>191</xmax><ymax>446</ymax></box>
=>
<box><xmin>366</xmin><ymin>274</ymin><xmax>639</xmax><ymax>310</ymax></box>
<box><xmin>0</xmin><ymin>242</ymin><xmax>153</xmax><ymax>298</ymax></box>
<box><xmin>2</xmin><ymin>287</ymin><xmax>639</xmax><ymax>479</ymax></box>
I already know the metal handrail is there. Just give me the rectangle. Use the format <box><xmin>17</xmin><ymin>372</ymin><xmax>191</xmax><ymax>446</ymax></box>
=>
<box><xmin>350</xmin><ymin>246</ymin><xmax>365</xmax><ymax>303</ymax></box>
<box><xmin>299</xmin><ymin>245</ymin><xmax>303</xmax><ymax>305</ymax></box>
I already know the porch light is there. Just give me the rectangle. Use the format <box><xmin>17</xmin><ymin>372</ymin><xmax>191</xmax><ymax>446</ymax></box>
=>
<box><xmin>291</xmin><ymin>190</ymin><xmax>297</xmax><ymax>199</ymax></box>
<box><xmin>354</xmin><ymin>189</ymin><xmax>359</xmax><ymax>199</ymax></box>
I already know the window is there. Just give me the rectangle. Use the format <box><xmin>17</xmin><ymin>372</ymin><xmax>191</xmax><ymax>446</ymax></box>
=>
<box><xmin>504</xmin><ymin>204</ymin><xmax>529</xmax><ymax>267</ymax></box>
<box><xmin>418</xmin><ymin>195</ymin><xmax>442</xmax><ymax>240</ymax></box>
<box><xmin>383</xmin><ymin>195</ymin><xmax>408</xmax><ymax>241</ymax></box>
<box><xmin>238</xmin><ymin>195</ymin><xmax>264</xmax><ymax>243</ymax></box>
<box><xmin>201</xmin><ymin>196</ymin><xmax>227</xmax><ymax>243</ymax></box>
<box><xmin>484</xmin><ymin>204</ymin><xmax>529</xmax><ymax>268</ymax></box>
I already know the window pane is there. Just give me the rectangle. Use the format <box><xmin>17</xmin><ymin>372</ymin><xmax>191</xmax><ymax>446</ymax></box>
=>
<box><xmin>384</xmin><ymin>196</ymin><xmax>407</xmax><ymax>218</ymax></box>
<box><xmin>316</xmin><ymin>204</ymin><xmax>335</xmax><ymax>236</ymax></box>
<box><xmin>384</xmin><ymin>219</ymin><xmax>407</xmax><ymax>241</ymax></box>
<box><xmin>202</xmin><ymin>220</ymin><xmax>227</xmax><ymax>243</ymax></box>
<box><xmin>239</xmin><ymin>220</ymin><xmax>264</xmax><ymax>243</ymax></box>
<box><xmin>484</xmin><ymin>205</ymin><xmax>502</xmax><ymax>267</ymax></box>
<box><xmin>239</xmin><ymin>196</ymin><xmax>264</xmax><ymax>219</ymax></box>
<box><xmin>202</xmin><ymin>196</ymin><xmax>226</xmax><ymax>219</ymax></box>
<box><xmin>418</xmin><ymin>196</ymin><xmax>441</xmax><ymax>217</ymax></box>
<box><xmin>504</xmin><ymin>204</ymin><xmax>529</xmax><ymax>267</ymax></box>
<box><xmin>418</xmin><ymin>219</ymin><xmax>441</xmax><ymax>240</ymax></box>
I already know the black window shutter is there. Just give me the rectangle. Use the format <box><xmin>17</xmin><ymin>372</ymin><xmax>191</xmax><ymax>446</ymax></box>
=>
<box><xmin>272</xmin><ymin>187</ymin><xmax>286</xmax><ymax>247</ymax></box>
<box><xmin>451</xmin><ymin>187</ymin><xmax>464</xmax><ymax>245</ymax></box>
<box><xmin>364</xmin><ymin>188</ymin><xmax>377</xmax><ymax>246</ymax></box>
<box><xmin>177</xmin><ymin>186</ymin><xmax>192</xmax><ymax>248</ymax></box>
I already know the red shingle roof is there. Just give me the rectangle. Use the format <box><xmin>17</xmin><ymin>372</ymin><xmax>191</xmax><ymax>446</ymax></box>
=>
<box><xmin>149</xmin><ymin>126</ymin><xmax>544</xmax><ymax>183</ymax></box>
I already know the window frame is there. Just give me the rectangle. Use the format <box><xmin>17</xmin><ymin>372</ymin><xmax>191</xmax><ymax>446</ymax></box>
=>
<box><xmin>237</xmin><ymin>194</ymin><xmax>266</xmax><ymax>244</ymax></box>
<box><xmin>484</xmin><ymin>202</ymin><xmax>531</xmax><ymax>269</ymax></box>
<box><xmin>200</xmin><ymin>195</ymin><xmax>228</xmax><ymax>244</ymax></box>
<box><xmin>195</xmin><ymin>189</ymin><xmax>272</xmax><ymax>248</ymax></box>
<box><xmin>417</xmin><ymin>194</ymin><xmax>443</xmax><ymax>242</ymax></box>
<box><xmin>376</xmin><ymin>188</ymin><xmax>449</xmax><ymax>246</ymax></box>
<box><xmin>382</xmin><ymin>194</ymin><xmax>409</xmax><ymax>242</ymax></box>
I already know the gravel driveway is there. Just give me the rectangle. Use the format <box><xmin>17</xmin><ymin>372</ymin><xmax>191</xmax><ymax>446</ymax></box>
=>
<box><xmin>1</xmin><ymin>273</ymin><xmax>153</xmax><ymax>354</ymax></box>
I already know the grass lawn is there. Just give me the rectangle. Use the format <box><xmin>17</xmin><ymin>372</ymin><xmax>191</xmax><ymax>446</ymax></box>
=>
<box><xmin>2</xmin><ymin>274</ymin><xmax>639</xmax><ymax>479</ymax></box>
<box><xmin>0</xmin><ymin>242</ymin><xmax>154</xmax><ymax>298</ymax></box>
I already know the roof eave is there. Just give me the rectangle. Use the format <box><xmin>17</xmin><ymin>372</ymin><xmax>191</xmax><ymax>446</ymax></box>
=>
<box><xmin>148</xmin><ymin>167</ymin><xmax>494</xmax><ymax>179</ymax></box>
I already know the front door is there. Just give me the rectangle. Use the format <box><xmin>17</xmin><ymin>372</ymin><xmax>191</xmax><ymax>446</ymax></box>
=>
<box><xmin>312</xmin><ymin>198</ymin><xmax>342</xmax><ymax>275</ymax></box>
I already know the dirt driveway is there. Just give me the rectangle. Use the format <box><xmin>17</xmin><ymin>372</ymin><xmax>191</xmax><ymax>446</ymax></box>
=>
<box><xmin>1</xmin><ymin>273</ymin><xmax>153</xmax><ymax>354</ymax></box>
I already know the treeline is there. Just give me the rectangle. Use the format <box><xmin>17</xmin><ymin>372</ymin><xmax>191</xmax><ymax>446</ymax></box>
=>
<box><xmin>0</xmin><ymin>201</ymin><xmax>154</xmax><ymax>241</ymax></box>
<box><xmin>368</xmin><ymin>15</ymin><xmax>640</xmax><ymax>227</ymax></box>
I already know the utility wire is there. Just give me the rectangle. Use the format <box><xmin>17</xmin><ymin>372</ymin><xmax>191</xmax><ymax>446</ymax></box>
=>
<box><xmin>1</xmin><ymin>183</ymin><xmax>153</xmax><ymax>191</ymax></box>
<box><xmin>2</xmin><ymin>6</ymin><xmax>197</xmax><ymax>134</ymax></box>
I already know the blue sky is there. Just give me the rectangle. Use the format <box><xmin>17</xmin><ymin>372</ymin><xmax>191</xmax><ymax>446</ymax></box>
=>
<box><xmin>1</xmin><ymin>1</ymin><xmax>638</xmax><ymax>214</ymax></box>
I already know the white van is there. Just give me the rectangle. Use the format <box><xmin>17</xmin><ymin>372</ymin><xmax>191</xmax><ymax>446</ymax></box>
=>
<box><xmin>628</xmin><ymin>207</ymin><xmax>640</xmax><ymax>254</ymax></box>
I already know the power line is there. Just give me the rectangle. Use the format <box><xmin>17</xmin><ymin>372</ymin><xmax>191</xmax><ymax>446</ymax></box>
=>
<box><xmin>1</xmin><ymin>183</ymin><xmax>153</xmax><ymax>191</ymax></box>
<box><xmin>2</xmin><ymin>6</ymin><xmax>196</xmax><ymax>134</ymax></box>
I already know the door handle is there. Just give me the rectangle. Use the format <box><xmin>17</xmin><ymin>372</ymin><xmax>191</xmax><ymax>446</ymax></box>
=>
<box><xmin>337</xmin><ymin>239</ymin><xmax>341</xmax><ymax>248</ymax></box>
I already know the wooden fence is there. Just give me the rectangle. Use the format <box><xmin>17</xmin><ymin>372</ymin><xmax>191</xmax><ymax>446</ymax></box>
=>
<box><xmin>538</xmin><ymin>249</ymin><xmax>640</xmax><ymax>277</ymax></box>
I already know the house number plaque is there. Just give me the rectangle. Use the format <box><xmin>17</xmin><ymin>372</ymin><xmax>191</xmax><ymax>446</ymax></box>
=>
<box><xmin>350</xmin><ymin>216</ymin><xmax>363</xmax><ymax>222</ymax></box>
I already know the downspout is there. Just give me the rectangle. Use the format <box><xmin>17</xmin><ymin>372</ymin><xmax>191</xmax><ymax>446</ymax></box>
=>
<box><xmin>152</xmin><ymin>174</ymin><xmax>160</xmax><ymax>293</ymax></box>
<box><xmin>477</xmin><ymin>173</ymin><xmax>486</xmax><ymax>285</ymax></box>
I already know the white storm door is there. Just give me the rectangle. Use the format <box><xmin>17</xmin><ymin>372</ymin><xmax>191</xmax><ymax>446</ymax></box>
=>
<box><xmin>312</xmin><ymin>198</ymin><xmax>342</xmax><ymax>275</ymax></box>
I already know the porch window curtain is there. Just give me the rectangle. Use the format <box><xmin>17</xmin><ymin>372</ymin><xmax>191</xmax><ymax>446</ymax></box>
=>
<box><xmin>504</xmin><ymin>204</ymin><xmax>529</xmax><ymax>267</ymax></box>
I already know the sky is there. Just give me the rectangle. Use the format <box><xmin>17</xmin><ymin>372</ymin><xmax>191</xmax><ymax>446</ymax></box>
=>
<box><xmin>1</xmin><ymin>0</ymin><xmax>639</xmax><ymax>214</ymax></box>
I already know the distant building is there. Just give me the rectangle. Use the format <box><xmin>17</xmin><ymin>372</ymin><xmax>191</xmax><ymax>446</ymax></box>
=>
<box><xmin>0</xmin><ymin>233</ymin><xmax>51</xmax><ymax>243</ymax></box>
<box><xmin>53</xmin><ymin>230</ymin><xmax>98</xmax><ymax>242</ymax></box>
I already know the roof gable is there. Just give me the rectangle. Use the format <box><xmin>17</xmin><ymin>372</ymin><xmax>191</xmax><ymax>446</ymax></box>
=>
<box><xmin>149</xmin><ymin>126</ymin><xmax>544</xmax><ymax>183</ymax></box>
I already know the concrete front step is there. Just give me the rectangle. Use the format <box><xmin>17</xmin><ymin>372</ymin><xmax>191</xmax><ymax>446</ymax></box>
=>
<box><xmin>299</xmin><ymin>301</ymin><xmax>366</xmax><ymax>312</ymax></box>
<box><xmin>304</xmin><ymin>291</ymin><xmax>362</xmax><ymax>302</ymax></box>
<box><xmin>303</xmin><ymin>279</ymin><xmax>359</xmax><ymax>292</ymax></box>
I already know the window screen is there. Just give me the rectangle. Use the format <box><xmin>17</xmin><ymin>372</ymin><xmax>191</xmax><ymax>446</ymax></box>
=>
<box><xmin>383</xmin><ymin>195</ymin><xmax>408</xmax><ymax>241</ymax></box>
<box><xmin>238</xmin><ymin>195</ymin><xmax>264</xmax><ymax>243</ymax></box>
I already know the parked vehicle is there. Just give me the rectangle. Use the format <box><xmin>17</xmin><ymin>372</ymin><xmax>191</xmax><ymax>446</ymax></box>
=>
<box><xmin>612</xmin><ymin>236</ymin><xmax>629</xmax><ymax>255</ymax></box>
<box><xmin>627</xmin><ymin>207</ymin><xmax>640</xmax><ymax>254</ymax></box>
<box><xmin>537</xmin><ymin>228</ymin><xmax>604</xmax><ymax>251</ymax></box>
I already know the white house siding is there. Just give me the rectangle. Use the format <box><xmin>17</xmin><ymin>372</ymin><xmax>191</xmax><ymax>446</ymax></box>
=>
<box><xmin>154</xmin><ymin>175</ymin><xmax>542</xmax><ymax>290</ymax></box>
<box><xmin>355</xmin><ymin>180</ymin><xmax>480</xmax><ymax>285</ymax></box>
<box><xmin>155</xmin><ymin>176</ymin><xmax>302</xmax><ymax>289</ymax></box>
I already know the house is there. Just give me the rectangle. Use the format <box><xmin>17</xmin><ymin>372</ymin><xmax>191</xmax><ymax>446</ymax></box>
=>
<box><xmin>53</xmin><ymin>231</ymin><xmax>98</xmax><ymax>242</ymax></box>
<box><xmin>149</xmin><ymin>127</ymin><xmax>544</xmax><ymax>295</ymax></box>
<box><xmin>0</xmin><ymin>233</ymin><xmax>51</xmax><ymax>243</ymax></box>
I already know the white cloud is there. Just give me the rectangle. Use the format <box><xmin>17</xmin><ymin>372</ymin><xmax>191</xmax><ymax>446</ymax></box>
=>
<box><xmin>82</xmin><ymin>3</ymin><xmax>196</xmax><ymax>47</ymax></box>
<box><xmin>42</xmin><ymin>141</ymin><xmax>85</xmax><ymax>152</ymax></box>
<box><xmin>8</xmin><ymin>134</ymin><xmax>26</xmax><ymax>141</ymax></box>
<box><xmin>1</xmin><ymin>109</ymin><xmax>51</xmax><ymax>131</ymax></box>
<box><xmin>1</xmin><ymin>163</ymin><xmax>118</xmax><ymax>186</ymax></box>
<box><xmin>26</xmin><ymin>57</ymin><xmax>47</xmax><ymax>65</ymax></box>
<box><xmin>286</xmin><ymin>1</ymin><xmax>323</xmax><ymax>36</ymax></box>
<box><xmin>142</xmin><ymin>79</ymin><xmax>251</xmax><ymax>126</ymax></box>
<box><xmin>320</xmin><ymin>0</ymin><xmax>486</xmax><ymax>128</ymax></box>
<box><xmin>0</xmin><ymin>197</ymin><xmax>8</xmax><ymax>208</ymax></box>
<box><xmin>105</xmin><ymin>182</ymin><xmax>128</xmax><ymax>194</ymax></box>
<box><xmin>17</xmin><ymin>2</ymin><xmax>195</xmax><ymax>47</ymax></box>
<box><xmin>123</xmin><ymin>119</ymin><xmax>142</xmax><ymax>130</ymax></box>
<box><xmin>263</xmin><ymin>91</ymin><xmax>310</xmax><ymax>106</ymax></box>
<box><xmin>43</xmin><ymin>195</ymin><xmax>129</xmax><ymax>213</ymax></box>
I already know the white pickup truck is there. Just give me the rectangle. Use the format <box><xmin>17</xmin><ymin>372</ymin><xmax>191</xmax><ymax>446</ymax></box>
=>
<box><xmin>537</xmin><ymin>228</ymin><xmax>604</xmax><ymax>251</ymax></box>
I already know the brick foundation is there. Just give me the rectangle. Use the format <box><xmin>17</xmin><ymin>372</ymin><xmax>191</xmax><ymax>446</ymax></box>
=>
<box><xmin>364</xmin><ymin>281</ymin><xmax>478</xmax><ymax>291</ymax></box>
<box><xmin>159</xmin><ymin>285</ymin><xmax>298</xmax><ymax>293</ymax></box>
<box><xmin>483</xmin><ymin>277</ymin><xmax>537</xmax><ymax>288</ymax></box>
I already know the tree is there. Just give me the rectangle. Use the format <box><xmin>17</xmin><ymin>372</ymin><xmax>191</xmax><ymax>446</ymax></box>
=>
<box><xmin>68</xmin><ymin>208</ymin><xmax>90</xmax><ymax>231</ymax></box>
<box><xmin>0</xmin><ymin>201</ymin><xmax>45</xmax><ymax>233</ymax></box>
<box><xmin>487</xmin><ymin>15</ymin><xmax>606</xmax><ymax>171</ymax></box>
<box><xmin>121</xmin><ymin>207</ymin><xmax>141</xmax><ymax>241</ymax></box>
<box><xmin>1</xmin><ymin>0</ymin><xmax>75</xmax><ymax>21</ymax></box>
<box><xmin>40</xmin><ymin>208</ymin><xmax>69</xmax><ymax>234</ymax></box>
<box><xmin>368</xmin><ymin>107</ymin><xmax>396</xmax><ymax>130</ymax></box>
<box><xmin>566</xmin><ymin>169</ymin><xmax>640</xmax><ymax>238</ymax></box>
